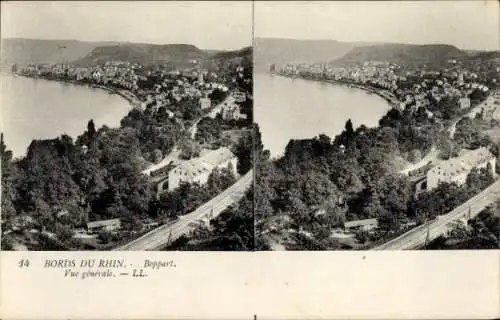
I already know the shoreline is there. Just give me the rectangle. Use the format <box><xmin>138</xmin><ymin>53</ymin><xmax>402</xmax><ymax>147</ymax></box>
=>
<box><xmin>14</xmin><ymin>73</ymin><xmax>144</xmax><ymax>109</ymax></box>
<box><xmin>258</xmin><ymin>72</ymin><xmax>394</xmax><ymax>159</ymax></box>
<box><xmin>269</xmin><ymin>72</ymin><xmax>401</xmax><ymax>108</ymax></box>
<box><xmin>2</xmin><ymin>72</ymin><xmax>143</xmax><ymax>159</ymax></box>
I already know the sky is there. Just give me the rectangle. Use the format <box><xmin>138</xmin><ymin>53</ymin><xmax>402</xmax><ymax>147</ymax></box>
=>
<box><xmin>1</xmin><ymin>1</ymin><xmax>252</xmax><ymax>50</ymax></box>
<box><xmin>255</xmin><ymin>1</ymin><xmax>500</xmax><ymax>51</ymax></box>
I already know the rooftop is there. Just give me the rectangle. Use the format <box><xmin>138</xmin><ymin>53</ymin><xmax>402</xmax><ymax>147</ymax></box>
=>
<box><xmin>345</xmin><ymin>218</ymin><xmax>378</xmax><ymax>228</ymax></box>
<box><xmin>87</xmin><ymin>218</ymin><xmax>121</xmax><ymax>228</ymax></box>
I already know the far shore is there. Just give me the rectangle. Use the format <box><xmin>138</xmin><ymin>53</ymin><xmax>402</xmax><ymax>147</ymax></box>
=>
<box><xmin>269</xmin><ymin>71</ymin><xmax>401</xmax><ymax>108</ymax></box>
<box><xmin>11</xmin><ymin>72</ymin><xmax>144</xmax><ymax>109</ymax></box>
<box><xmin>1</xmin><ymin>72</ymin><xmax>144</xmax><ymax>158</ymax></box>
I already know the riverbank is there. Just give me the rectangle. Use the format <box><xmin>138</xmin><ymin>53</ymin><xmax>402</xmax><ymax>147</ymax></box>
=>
<box><xmin>255</xmin><ymin>72</ymin><xmax>392</xmax><ymax>158</ymax></box>
<box><xmin>1</xmin><ymin>73</ymin><xmax>140</xmax><ymax>157</ymax></box>
<box><xmin>270</xmin><ymin>71</ymin><xmax>401</xmax><ymax>108</ymax></box>
<box><xmin>15</xmin><ymin>73</ymin><xmax>144</xmax><ymax>109</ymax></box>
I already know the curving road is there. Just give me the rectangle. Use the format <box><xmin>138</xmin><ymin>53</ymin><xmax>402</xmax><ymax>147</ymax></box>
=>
<box><xmin>373</xmin><ymin>179</ymin><xmax>500</xmax><ymax>250</ymax></box>
<box><xmin>141</xmin><ymin>95</ymin><xmax>233</xmax><ymax>175</ymax></box>
<box><xmin>399</xmin><ymin>146</ymin><xmax>438</xmax><ymax>175</ymax></box>
<box><xmin>449</xmin><ymin>94</ymin><xmax>497</xmax><ymax>139</ymax></box>
<box><xmin>114</xmin><ymin>170</ymin><xmax>253</xmax><ymax>251</ymax></box>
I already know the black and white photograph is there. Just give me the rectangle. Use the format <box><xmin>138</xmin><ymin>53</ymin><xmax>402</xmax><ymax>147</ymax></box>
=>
<box><xmin>254</xmin><ymin>1</ymin><xmax>500</xmax><ymax>250</ymax></box>
<box><xmin>1</xmin><ymin>1</ymin><xmax>254</xmax><ymax>251</ymax></box>
<box><xmin>1</xmin><ymin>1</ymin><xmax>499</xmax><ymax>319</ymax></box>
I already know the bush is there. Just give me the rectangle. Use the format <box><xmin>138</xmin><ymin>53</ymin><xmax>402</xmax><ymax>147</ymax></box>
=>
<box><xmin>55</xmin><ymin>223</ymin><xmax>74</xmax><ymax>242</ymax></box>
<box><xmin>408</xmin><ymin>149</ymin><xmax>422</xmax><ymax>163</ymax></box>
<box><xmin>98</xmin><ymin>231</ymin><xmax>114</xmax><ymax>244</ymax></box>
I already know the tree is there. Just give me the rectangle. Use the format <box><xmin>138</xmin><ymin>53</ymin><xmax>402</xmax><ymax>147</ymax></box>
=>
<box><xmin>330</xmin><ymin>158</ymin><xmax>364</xmax><ymax>196</ymax></box>
<box><xmin>55</xmin><ymin>222</ymin><xmax>74</xmax><ymax>243</ymax></box>
<box><xmin>207</xmin><ymin>167</ymin><xmax>236</xmax><ymax>194</ymax></box>
<box><xmin>158</xmin><ymin>182</ymin><xmax>211</xmax><ymax>217</ymax></box>
<box><xmin>379</xmin><ymin>108</ymin><xmax>403</xmax><ymax>128</ymax></box>
<box><xmin>1</xmin><ymin>134</ymin><xmax>18</xmax><ymax>230</ymax></box>
<box><xmin>466</xmin><ymin>167</ymin><xmax>494</xmax><ymax>193</ymax></box>
<box><xmin>87</xmin><ymin>119</ymin><xmax>97</xmax><ymax>141</ymax></box>
<box><xmin>152</xmin><ymin>149</ymin><xmax>163</xmax><ymax>164</ymax></box>
<box><xmin>233</xmin><ymin>130</ymin><xmax>253</xmax><ymax>174</ymax></box>
<box><xmin>179</xmin><ymin>138</ymin><xmax>200</xmax><ymax>160</ymax></box>
<box><xmin>301</xmin><ymin>171</ymin><xmax>339</xmax><ymax>207</ymax></box>
<box><xmin>344</xmin><ymin>119</ymin><xmax>355</xmax><ymax>146</ymax></box>
<box><xmin>98</xmin><ymin>230</ymin><xmax>114</xmax><ymax>244</ymax></box>
<box><xmin>209</xmin><ymin>88</ymin><xmax>228</xmax><ymax>105</ymax></box>
<box><xmin>376</xmin><ymin>174</ymin><xmax>412</xmax><ymax>216</ymax></box>
<box><xmin>378</xmin><ymin>214</ymin><xmax>401</xmax><ymax>232</ymax></box>
<box><xmin>408</xmin><ymin>149</ymin><xmax>422</xmax><ymax>163</ymax></box>
<box><xmin>410</xmin><ymin>182</ymin><xmax>468</xmax><ymax>220</ymax></box>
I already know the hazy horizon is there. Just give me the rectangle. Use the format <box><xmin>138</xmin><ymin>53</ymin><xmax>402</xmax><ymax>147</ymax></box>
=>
<box><xmin>255</xmin><ymin>36</ymin><xmax>498</xmax><ymax>52</ymax></box>
<box><xmin>1</xmin><ymin>1</ymin><xmax>252</xmax><ymax>51</ymax></box>
<box><xmin>255</xmin><ymin>1</ymin><xmax>500</xmax><ymax>51</ymax></box>
<box><xmin>1</xmin><ymin>36</ymin><xmax>252</xmax><ymax>52</ymax></box>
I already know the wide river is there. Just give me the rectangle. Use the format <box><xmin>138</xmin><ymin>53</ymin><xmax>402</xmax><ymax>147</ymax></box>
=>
<box><xmin>255</xmin><ymin>73</ymin><xmax>391</xmax><ymax>157</ymax></box>
<box><xmin>0</xmin><ymin>74</ymin><xmax>131</xmax><ymax>157</ymax></box>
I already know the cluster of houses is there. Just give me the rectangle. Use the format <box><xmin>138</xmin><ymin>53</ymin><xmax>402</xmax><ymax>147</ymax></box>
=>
<box><xmin>274</xmin><ymin>59</ymin><xmax>498</xmax><ymax>114</ymax></box>
<box><xmin>469</xmin><ymin>91</ymin><xmax>500</xmax><ymax>121</ymax></box>
<box><xmin>20</xmin><ymin>61</ymin><xmax>237</xmax><ymax>114</ymax></box>
<box><xmin>21</xmin><ymin>61</ymin><xmax>142</xmax><ymax>90</ymax></box>
<box><xmin>12</xmin><ymin>61</ymin><xmax>252</xmax><ymax>244</ymax></box>
<box><xmin>220</xmin><ymin>92</ymin><xmax>248</xmax><ymax>121</ymax></box>
<box><xmin>144</xmin><ymin>75</ymin><xmax>229</xmax><ymax>111</ymax></box>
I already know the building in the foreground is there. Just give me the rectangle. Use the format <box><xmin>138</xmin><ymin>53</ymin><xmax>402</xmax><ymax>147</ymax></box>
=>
<box><xmin>459</xmin><ymin>97</ymin><xmax>471</xmax><ymax>110</ymax></box>
<box><xmin>232</xmin><ymin>91</ymin><xmax>246</xmax><ymax>103</ymax></box>
<box><xmin>87</xmin><ymin>218</ymin><xmax>121</xmax><ymax>233</ymax></box>
<box><xmin>199</xmin><ymin>96</ymin><xmax>211</xmax><ymax>109</ymax></box>
<box><xmin>222</xmin><ymin>103</ymin><xmax>247</xmax><ymax>121</ymax></box>
<box><xmin>168</xmin><ymin>147</ymin><xmax>238</xmax><ymax>191</ymax></box>
<box><xmin>426</xmin><ymin>147</ymin><xmax>496</xmax><ymax>190</ymax></box>
<box><xmin>344</xmin><ymin>218</ymin><xmax>378</xmax><ymax>232</ymax></box>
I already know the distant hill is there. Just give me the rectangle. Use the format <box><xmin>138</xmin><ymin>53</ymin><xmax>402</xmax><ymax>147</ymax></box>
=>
<box><xmin>0</xmin><ymin>38</ymin><xmax>119</xmax><ymax>66</ymax></box>
<box><xmin>462</xmin><ymin>50</ymin><xmax>500</xmax><ymax>63</ymax></box>
<box><xmin>333</xmin><ymin>43</ymin><xmax>468</xmax><ymax>66</ymax></box>
<box><xmin>1</xmin><ymin>38</ymin><xmax>251</xmax><ymax>69</ymax></box>
<box><xmin>210</xmin><ymin>46</ymin><xmax>252</xmax><ymax>60</ymax></box>
<box><xmin>75</xmin><ymin>43</ymin><xmax>208</xmax><ymax>67</ymax></box>
<box><xmin>254</xmin><ymin>38</ymin><xmax>378</xmax><ymax>72</ymax></box>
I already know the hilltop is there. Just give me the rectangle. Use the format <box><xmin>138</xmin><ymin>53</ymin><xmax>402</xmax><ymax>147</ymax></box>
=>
<box><xmin>333</xmin><ymin>43</ymin><xmax>468</xmax><ymax>66</ymax></box>
<box><xmin>255</xmin><ymin>37</ymin><xmax>371</xmax><ymax>71</ymax></box>
<box><xmin>1</xmin><ymin>38</ymin><xmax>251</xmax><ymax>69</ymax></box>
<box><xmin>74</xmin><ymin>43</ymin><xmax>208</xmax><ymax>67</ymax></box>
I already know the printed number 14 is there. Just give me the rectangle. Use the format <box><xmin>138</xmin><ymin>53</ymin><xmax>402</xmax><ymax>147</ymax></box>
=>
<box><xmin>18</xmin><ymin>259</ymin><xmax>30</xmax><ymax>268</ymax></box>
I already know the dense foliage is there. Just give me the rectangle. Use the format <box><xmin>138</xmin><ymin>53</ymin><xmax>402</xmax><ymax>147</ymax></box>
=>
<box><xmin>255</xmin><ymin>98</ymin><xmax>499</xmax><ymax>249</ymax></box>
<box><xmin>426</xmin><ymin>200</ymin><xmax>500</xmax><ymax>249</ymax></box>
<box><xmin>167</xmin><ymin>187</ymin><xmax>254</xmax><ymax>251</ymax></box>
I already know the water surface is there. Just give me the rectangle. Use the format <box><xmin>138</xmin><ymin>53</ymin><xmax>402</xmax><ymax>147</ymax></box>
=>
<box><xmin>1</xmin><ymin>74</ymin><xmax>131</xmax><ymax>157</ymax></box>
<box><xmin>255</xmin><ymin>73</ymin><xmax>391</xmax><ymax>157</ymax></box>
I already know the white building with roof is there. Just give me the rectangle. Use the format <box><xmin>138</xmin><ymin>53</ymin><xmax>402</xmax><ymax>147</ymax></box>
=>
<box><xmin>199</xmin><ymin>96</ymin><xmax>211</xmax><ymax>110</ymax></box>
<box><xmin>459</xmin><ymin>97</ymin><xmax>471</xmax><ymax>110</ymax></box>
<box><xmin>344</xmin><ymin>218</ymin><xmax>378</xmax><ymax>232</ymax></box>
<box><xmin>222</xmin><ymin>102</ymin><xmax>247</xmax><ymax>121</ymax></box>
<box><xmin>168</xmin><ymin>147</ymin><xmax>238</xmax><ymax>191</ymax></box>
<box><xmin>426</xmin><ymin>147</ymin><xmax>496</xmax><ymax>190</ymax></box>
<box><xmin>87</xmin><ymin>218</ymin><xmax>121</xmax><ymax>233</ymax></box>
